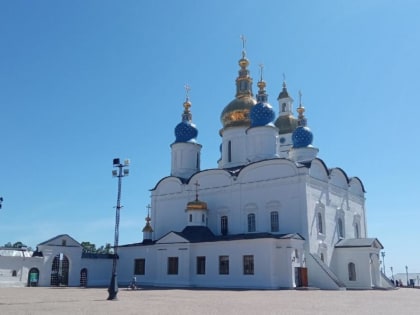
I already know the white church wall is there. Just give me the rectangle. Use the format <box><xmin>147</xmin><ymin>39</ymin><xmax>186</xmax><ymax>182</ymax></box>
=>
<box><xmin>220</xmin><ymin>127</ymin><xmax>248</xmax><ymax>168</ymax></box>
<box><xmin>331</xmin><ymin>247</ymin><xmax>374</xmax><ymax>289</ymax></box>
<box><xmin>81</xmin><ymin>258</ymin><xmax>113</xmax><ymax>287</ymax></box>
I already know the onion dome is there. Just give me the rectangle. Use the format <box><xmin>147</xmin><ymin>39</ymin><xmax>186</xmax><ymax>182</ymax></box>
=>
<box><xmin>186</xmin><ymin>199</ymin><xmax>208</xmax><ymax>210</ymax></box>
<box><xmin>275</xmin><ymin>116</ymin><xmax>298</xmax><ymax>134</ymax></box>
<box><xmin>292</xmin><ymin>100</ymin><xmax>314</xmax><ymax>148</ymax></box>
<box><xmin>174</xmin><ymin>89</ymin><xmax>198</xmax><ymax>143</ymax></box>
<box><xmin>220</xmin><ymin>41</ymin><xmax>256</xmax><ymax>129</ymax></box>
<box><xmin>142</xmin><ymin>212</ymin><xmax>154</xmax><ymax>233</ymax></box>
<box><xmin>187</xmin><ymin>181</ymin><xmax>208</xmax><ymax>210</ymax></box>
<box><xmin>250</xmin><ymin>67</ymin><xmax>275</xmax><ymax>127</ymax></box>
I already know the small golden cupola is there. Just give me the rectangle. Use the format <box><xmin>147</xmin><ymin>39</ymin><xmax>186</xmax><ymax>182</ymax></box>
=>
<box><xmin>220</xmin><ymin>35</ymin><xmax>257</xmax><ymax>131</ymax></box>
<box><xmin>186</xmin><ymin>181</ymin><xmax>208</xmax><ymax>227</ymax></box>
<box><xmin>142</xmin><ymin>205</ymin><xmax>154</xmax><ymax>243</ymax></box>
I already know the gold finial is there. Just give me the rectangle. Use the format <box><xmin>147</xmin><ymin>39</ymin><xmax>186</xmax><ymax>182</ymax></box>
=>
<box><xmin>282</xmin><ymin>73</ymin><xmax>287</xmax><ymax>88</ymax></box>
<box><xmin>240</xmin><ymin>34</ymin><xmax>247</xmax><ymax>58</ymax></box>
<box><xmin>297</xmin><ymin>90</ymin><xmax>305</xmax><ymax>116</ymax></box>
<box><xmin>183</xmin><ymin>84</ymin><xmax>192</xmax><ymax>111</ymax></box>
<box><xmin>146</xmin><ymin>204</ymin><xmax>151</xmax><ymax>222</ymax></box>
<box><xmin>257</xmin><ymin>64</ymin><xmax>266</xmax><ymax>90</ymax></box>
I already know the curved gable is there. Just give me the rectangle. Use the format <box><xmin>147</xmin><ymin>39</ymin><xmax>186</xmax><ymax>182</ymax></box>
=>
<box><xmin>153</xmin><ymin>176</ymin><xmax>183</xmax><ymax>194</ymax></box>
<box><xmin>349</xmin><ymin>177</ymin><xmax>366</xmax><ymax>195</ymax></box>
<box><xmin>329</xmin><ymin>168</ymin><xmax>349</xmax><ymax>189</ymax></box>
<box><xmin>237</xmin><ymin>159</ymin><xmax>298</xmax><ymax>183</ymax></box>
<box><xmin>189</xmin><ymin>169</ymin><xmax>232</xmax><ymax>189</ymax></box>
<box><xmin>309</xmin><ymin>158</ymin><xmax>329</xmax><ymax>182</ymax></box>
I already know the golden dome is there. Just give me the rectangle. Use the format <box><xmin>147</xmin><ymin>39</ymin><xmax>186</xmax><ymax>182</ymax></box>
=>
<box><xmin>275</xmin><ymin>115</ymin><xmax>298</xmax><ymax>134</ymax></box>
<box><xmin>142</xmin><ymin>223</ymin><xmax>153</xmax><ymax>233</ymax></box>
<box><xmin>186</xmin><ymin>199</ymin><xmax>208</xmax><ymax>210</ymax></box>
<box><xmin>221</xmin><ymin>96</ymin><xmax>256</xmax><ymax>129</ymax></box>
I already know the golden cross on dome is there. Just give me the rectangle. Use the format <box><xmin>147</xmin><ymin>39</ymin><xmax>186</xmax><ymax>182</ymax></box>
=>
<box><xmin>259</xmin><ymin>64</ymin><xmax>264</xmax><ymax>81</ymax></box>
<box><xmin>145</xmin><ymin>204</ymin><xmax>151</xmax><ymax>222</ymax></box>
<box><xmin>184</xmin><ymin>84</ymin><xmax>191</xmax><ymax>99</ymax></box>
<box><xmin>240</xmin><ymin>34</ymin><xmax>247</xmax><ymax>58</ymax></box>
<box><xmin>194</xmin><ymin>181</ymin><xmax>200</xmax><ymax>201</ymax></box>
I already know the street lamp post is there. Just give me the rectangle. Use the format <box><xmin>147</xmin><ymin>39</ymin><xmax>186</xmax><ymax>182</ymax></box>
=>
<box><xmin>381</xmin><ymin>252</ymin><xmax>386</xmax><ymax>276</ymax></box>
<box><xmin>390</xmin><ymin>266</ymin><xmax>394</xmax><ymax>281</ymax></box>
<box><xmin>107</xmin><ymin>158</ymin><xmax>130</xmax><ymax>301</ymax></box>
<box><xmin>405</xmin><ymin>265</ymin><xmax>409</xmax><ymax>287</ymax></box>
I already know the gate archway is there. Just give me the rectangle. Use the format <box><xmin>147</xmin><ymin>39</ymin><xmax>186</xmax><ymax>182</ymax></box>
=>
<box><xmin>80</xmin><ymin>268</ymin><xmax>88</xmax><ymax>287</ymax></box>
<box><xmin>50</xmin><ymin>253</ymin><xmax>70</xmax><ymax>286</ymax></box>
<box><xmin>28</xmin><ymin>268</ymin><xmax>40</xmax><ymax>287</ymax></box>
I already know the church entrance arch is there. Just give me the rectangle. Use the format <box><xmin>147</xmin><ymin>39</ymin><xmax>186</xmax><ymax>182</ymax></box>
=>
<box><xmin>28</xmin><ymin>268</ymin><xmax>40</xmax><ymax>287</ymax></box>
<box><xmin>80</xmin><ymin>268</ymin><xmax>88</xmax><ymax>287</ymax></box>
<box><xmin>50</xmin><ymin>253</ymin><xmax>70</xmax><ymax>286</ymax></box>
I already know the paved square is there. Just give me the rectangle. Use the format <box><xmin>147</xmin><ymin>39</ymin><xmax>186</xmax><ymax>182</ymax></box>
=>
<box><xmin>0</xmin><ymin>287</ymin><xmax>419</xmax><ymax>314</ymax></box>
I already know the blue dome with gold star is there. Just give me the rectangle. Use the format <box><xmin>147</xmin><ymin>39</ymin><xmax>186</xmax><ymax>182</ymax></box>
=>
<box><xmin>292</xmin><ymin>104</ymin><xmax>313</xmax><ymax>148</ymax></box>
<box><xmin>292</xmin><ymin>126</ymin><xmax>313</xmax><ymax>148</ymax></box>
<box><xmin>250</xmin><ymin>78</ymin><xmax>275</xmax><ymax>127</ymax></box>
<box><xmin>175</xmin><ymin>121</ymin><xmax>198</xmax><ymax>142</ymax></box>
<box><xmin>174</xmin><ymin>98</ymin><xmax>198</xmax><ymax>143</ymax></box>
<box><xmin>250</xmin><ymin>102</ymin><xmax>275</xmax><ymax>127</ymax></box>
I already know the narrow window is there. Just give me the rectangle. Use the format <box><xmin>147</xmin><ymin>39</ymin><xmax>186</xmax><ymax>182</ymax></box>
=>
<box><xmin>189</xmin><ymin>214</ymin><xmax>192</xmax><ymax>222</ymax></box>
<box><xmin>338</xmin><ymin>218</ymin><xmax>344</xmax><ymax>239</ymax></box>
<box><xmin>221</xmin><ymin>216</ymin><xmax>228</xmax><ymax>236</ymax></box>
<box><xmin>320</xmin><ymin>253</ymin><xmax>325</xmax><ymax>262</ymax></box>
<box><xmin>247</xmin><ymin>213</ymin><xmax>256</xmax><ymax>232</ymax></box>
<box><xmin>12</xmin><ymin>270</ymin><xmax>17</xmax><ymax>277</ymax></box>
<box><xmin>348</xmin><ymin>262</ymin><xmax>356</xmax><ymax>281</ymax></box>
<box><xmin>282</xmin><ymin>103</ymin><xmax>286</xmax><ymax>112</ymax></box>
<box><xmin>202</xmin><ymin>214</ymin><xmax>205</xmax><ymax>223</ymax></box>
<box><xmin>243</xmin><ymin>255</ymin><xmax>254</xmax><ymax>275</ymax></box>
<box><xmin>228</xmin><ymin>141</ymin><xmax>232</xmax><ymax>162</ymax></box>
<box><xmin>134</xmin><ymin>258</ymin><xmax>145</xmax><ymax>275</ymax></box>
<box><xmin>167</xmin><ymin>257</ymin><xmax>179</xmax><ymax>275</ymax></box>
<box><xmin>270</xmin><ymin>211</ymin><xmax>279</xmax><ymax>232</ymax></box>
<box><xmin>354</xmin><ymin>223</ymin><xmax>360</xmax><ymax>238</ymax></box>
<box><xmin>62</xmin><ymin>240</ymin><xmax>67</xmax><ymax>246</ymax></box>
<box><xmin>219</xmin><ymin>256</ymin><xmax>229</xmax><ymax>275</ymax></box>
<box><xmin>196</xmin><ymin>256</ymin><xmax>206</xmax><ymax>275</ymax></box>
<box><xmin>196</xmin><ymin>152</ymin><xmax>200</xmax><ymax>169</ymax></box>
<box><xmin>317</xmin><ymin>212</ymin><xmax>323</xmax><ymax>234</ymax></box>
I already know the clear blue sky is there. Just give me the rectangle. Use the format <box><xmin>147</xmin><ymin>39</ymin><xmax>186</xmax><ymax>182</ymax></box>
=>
<box><xmin>0</xmin><ymin>1</ymin><xmax>419</xmax><ymax>275</ymax></box>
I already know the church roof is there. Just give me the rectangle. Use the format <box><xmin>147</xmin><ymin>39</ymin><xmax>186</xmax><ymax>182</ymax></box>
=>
<box><xmin>335</xmin><ymin>238</ymin><xmax>383</xmax><ymax>249</ymax></box>
<box><xmin>175</xmin><ymin>226</ymin><xmax>304</xmax><ymax>243</ymax></box>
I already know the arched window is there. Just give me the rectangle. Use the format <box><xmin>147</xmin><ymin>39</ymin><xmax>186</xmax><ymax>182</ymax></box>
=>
<box><xmin>337</xmin><ymin>218</ymin><xmax>344</xmax><ymax>239</ymax></box>
<box><xmin>189</xmin><ymin>214</ymin><xmax>192</xmax><ymax>222</ymax></box>
<box><xmin>221</xmin><ymin>216</ymin><xmax>228</xmax><ymax>236</ymax></box>
<box><xmin>320</xmin><ymin>253</ymin><xmax>325</xmax><ymax>262</ymax></box>
<box><xmin>317</xmin><ymin>212</ymin><xmax>324</xmax><ymax>234</ymax></box>
<box><xmin>248</xmin><ymin>213</ymin><xmax>256</xmax><ymax>232</ymax></box>
<box><xmin>12</xmin><ymin>270</ymin><xmax>17</xmax><ymax>277</ymax></box>
<box><xmin>348</xmin><ymin>262</ymin><xmax>356</xmax><ymax>281</ymax></box>
<box><xmin>228</xmin><ymin>141</ymin><xmax>232</xmax><ymax>162</ymax></box>
<box><xmin>270</xmin><ymin>211</ymin><xmax>279</xmax><ymax>232</ymax></box>
<box><xmin>282</xmin><ymin>103</ymin><xmax>286</xmax><ymax>112</ymax></box>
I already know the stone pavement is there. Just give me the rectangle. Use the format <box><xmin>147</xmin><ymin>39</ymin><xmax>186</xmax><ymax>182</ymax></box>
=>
<box><xmin>0</xmin><ymin>287</ymin><xmax>419</xmax><ymax>315</ymax></box>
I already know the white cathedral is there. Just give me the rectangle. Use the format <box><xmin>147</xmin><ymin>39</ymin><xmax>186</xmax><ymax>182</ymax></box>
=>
<box><xmin>0</xmin><ymin>47</ymin><xmax>393</xmax><ymax>290</ymax></box>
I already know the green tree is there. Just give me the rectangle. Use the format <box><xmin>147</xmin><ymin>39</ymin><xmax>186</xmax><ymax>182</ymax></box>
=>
<box><xmin>80</xmin><ymin>241</ymin><xmax>96</xmax><ymax>253</ymax></box>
